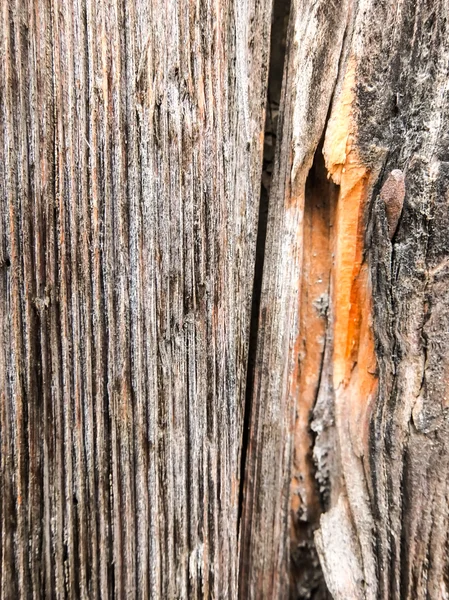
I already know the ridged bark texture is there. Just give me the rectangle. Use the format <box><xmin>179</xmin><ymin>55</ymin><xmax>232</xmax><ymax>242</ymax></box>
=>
<box><xmin>240</xmin><ymin>1</ymin><xmax>449</xmax><ymax>599</ymax></box>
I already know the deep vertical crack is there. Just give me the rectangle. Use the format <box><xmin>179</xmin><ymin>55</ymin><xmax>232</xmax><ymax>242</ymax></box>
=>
<box><xmin>238</xmin><ymin>0</ymin><xmax>292</xmax><ymax>526</ymax></box>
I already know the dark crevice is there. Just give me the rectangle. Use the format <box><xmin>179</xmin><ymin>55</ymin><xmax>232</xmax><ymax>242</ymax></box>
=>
<box><xmin>290</xmin><ymin>138</ymin><xmax>338</xmax><ymax>600</ymax></box>
<box><xmin>238</xmin><ymin>0</ymin><xmax>292</xmax><ymax>526</ymax></box>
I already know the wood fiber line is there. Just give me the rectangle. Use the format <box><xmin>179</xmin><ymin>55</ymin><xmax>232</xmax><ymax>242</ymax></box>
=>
<box><xmin>0</xmin><ymin>0</ymin><xmax>272</xmax><ymax>597</ymax></box>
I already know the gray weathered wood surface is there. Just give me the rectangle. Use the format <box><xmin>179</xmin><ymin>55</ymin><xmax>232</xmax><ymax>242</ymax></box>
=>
<box><xmin>2</xmin><ymin>0</ymin><xmax>449</xmax><ymax>598</ymax></box>
<box><xmin>0</xmin><ymin>0</ymin><xmax>272</xmax><ymax>597</ymax></box>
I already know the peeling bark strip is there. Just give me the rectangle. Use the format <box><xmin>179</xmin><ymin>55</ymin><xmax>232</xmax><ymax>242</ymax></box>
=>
<box><xmin>240</xmin><ymin>0</ymin><xmax>449</xmax><ymax>599</ymax></box>
<box><xmin>0</xmin><ymin>0</ymin><xmax>273</xmax><ymax>597</ymax></box>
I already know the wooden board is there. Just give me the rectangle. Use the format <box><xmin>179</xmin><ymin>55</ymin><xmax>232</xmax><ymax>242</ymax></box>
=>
<box><xmin>240</xmin><ymin>1</ymin><xmax>449</xmax><ymax>598</ymax></box>
<box><xmin>0</xmin><ymin>0</ymin><xmax>272</xmax><ymax>597</ymax></box>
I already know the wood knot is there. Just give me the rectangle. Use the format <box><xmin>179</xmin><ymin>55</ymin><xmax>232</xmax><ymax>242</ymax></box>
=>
<box><xmin>380</xmin><ymin>169</ymin><xmax>405</xmax><ymax>239</ymax></box>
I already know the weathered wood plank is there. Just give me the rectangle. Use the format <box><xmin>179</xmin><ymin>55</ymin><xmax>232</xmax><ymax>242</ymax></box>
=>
<box><xmin>239</xmin><ymin>1</ymin><xmax>350</xmax><ymax>596</ymax></box>
<box><xmin>3</xmin><ymin>0</ymin><xmax>449</xmax><ymax>598</ymax></box>
<box><xmin>0</xmin><ymin>0</ymin><xmax>272</xmax><ymax>597</ymax></box>
<box><xmin>240</xmin><ymin>0</ymin><xmax>449</xmax><ymax>598</ymax></box>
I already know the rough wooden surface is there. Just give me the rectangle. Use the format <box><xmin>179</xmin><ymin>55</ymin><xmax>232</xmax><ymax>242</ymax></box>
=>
<box><xmin>239</xmin><ymin>0</ymin><xmax>350</xmax><ymax>597</ymax></box>
<box><xmin>240</xmin><ymin>0</ymin><xmax>449</xmax><ymax>598</ymax></box>
<box><xmin>0</xmin><ymin>0</ymin><xmax>272</xmax><ymax>597</ymax></box>
<box><xmin>3</xmin><ymin>0</ymin><xmax>449</xmax><ymax>598</ymax></box>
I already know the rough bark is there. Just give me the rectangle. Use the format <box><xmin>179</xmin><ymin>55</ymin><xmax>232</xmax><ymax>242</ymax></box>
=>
<box><xmin>241</xmin><ymin>0</ymin><xmax>449</xmax><ymax>599</ymax></box>
<box><xmin>0</xmin><ymin>0</ymin><xmax>272</xmax><ymax>597</ymax></box>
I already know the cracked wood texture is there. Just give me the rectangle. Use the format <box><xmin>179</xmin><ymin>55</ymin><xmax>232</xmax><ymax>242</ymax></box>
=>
<box><xmin>0</xmin><ymin>0</ymin><xmax>272</xmax><ymax>598</ymax></box>
<box><xmin>240</xmin><ymin>0</ymin><xmax>449</xmax><ymax>599</ymax></box>
<box><xmin>3</xmin><ymin>0</ymin><xmax>449</xmax><ymax>598</ymax></box>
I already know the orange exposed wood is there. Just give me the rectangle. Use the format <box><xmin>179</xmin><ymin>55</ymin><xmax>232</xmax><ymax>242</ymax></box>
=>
<box><xmin>291</xmin><ymin>58</ymin><xmax>378</xmax><ymax>542</ymax></box>
<box><xmin>291</xmin><ymin>149</ymin><xmax>336</xmax><ymax>532</ymax></box>
<box><xmin>333</xmin><ymin>156</ymin><xmax>372</xmax><ymax>387</ymax></box>
<box><xmin>323</xmin><ymin>58</ymin><xmax>378</xmax><ymax>450</ymax></box>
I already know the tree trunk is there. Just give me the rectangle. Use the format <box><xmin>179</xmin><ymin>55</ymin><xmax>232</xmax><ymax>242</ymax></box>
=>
<box><xmin>2</xmin><ymin>0</ymin><xmax>449</xmax><ymax>599</ymax></box>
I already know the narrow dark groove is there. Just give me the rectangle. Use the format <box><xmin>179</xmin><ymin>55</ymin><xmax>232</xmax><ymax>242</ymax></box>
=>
<box><xmin>238</xmin><ymin>0</ymin><xmax>292</xmax><ymax>526</ymax></box>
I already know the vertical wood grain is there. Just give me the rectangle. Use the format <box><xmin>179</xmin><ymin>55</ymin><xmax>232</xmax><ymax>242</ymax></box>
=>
<box><xmin>0</xmin><ymin>0</ymin><xmax>272</xmax><ymax>597</ymax></box>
